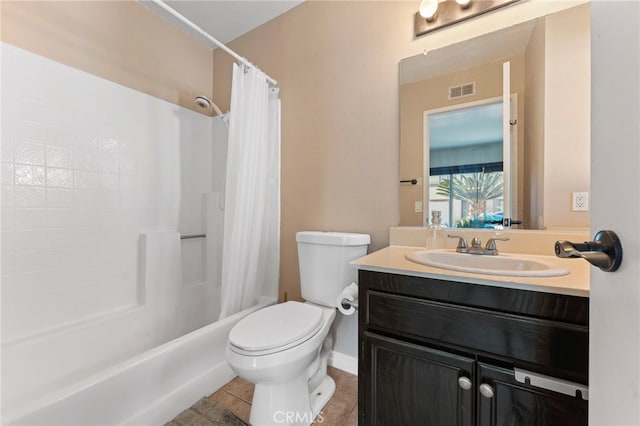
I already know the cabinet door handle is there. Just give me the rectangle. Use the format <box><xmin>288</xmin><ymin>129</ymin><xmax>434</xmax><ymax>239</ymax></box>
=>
<box><xmin>514</xmin><ymin>368</ymin><xmax>589</xmax><ymax>400</ymax></box>
<box><xmin>479</xmin><ymin>383</ymin><xmax>495</xmax><ymax>398</ymax></box>
<box><xmin>458</xmin><ymin>376</ymin><xmax>472</xmax><ymax>390</ymax></box>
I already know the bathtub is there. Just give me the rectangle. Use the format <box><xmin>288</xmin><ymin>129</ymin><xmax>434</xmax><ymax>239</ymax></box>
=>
<box><xmin>4</xmin><ymin>297</ymin><xmax>276</xmax><ymax>426</ymax></box>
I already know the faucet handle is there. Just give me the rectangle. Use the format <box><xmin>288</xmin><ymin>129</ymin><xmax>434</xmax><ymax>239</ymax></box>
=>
<box><xmin>485</xmin><ymin>236</ymin><xmax>510</xmax><ymax>255</ymax></box>
<box><xmin>447</xmin><ymin>234</ymin><xmax>468</xmax><ymax>253</ymax></box>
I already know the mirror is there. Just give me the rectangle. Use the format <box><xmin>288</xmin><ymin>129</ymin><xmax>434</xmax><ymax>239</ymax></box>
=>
<box><xmin>399</xmin><ymin>3</ymin><xmax>591</xmax><ymax>230</ymax></box>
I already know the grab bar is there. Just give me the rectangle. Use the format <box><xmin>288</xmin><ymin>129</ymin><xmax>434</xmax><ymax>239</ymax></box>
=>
<box><xmin>180</xmin><ymin>234</ymin><xmax>206</xmax><ymax>240</ymax></box>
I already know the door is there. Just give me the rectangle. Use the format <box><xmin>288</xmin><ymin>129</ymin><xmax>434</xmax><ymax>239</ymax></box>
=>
<box><xmin>590</xmin><ymin>2</ymin><xmax>640</xmax><ymax>424</ymax></box>
<box><xmin>361</xmin><ymin>332</ymin><xmax>474</xmax><ymax>426</ymax></box>
<box><xmin>422</xmin><ymin>66</ymin><xmax>518</xmax><ymax>230</ymax></box>
<box><xmin>501</xmin><ymin>61</ymin><xmax>512</xmax><ymax>227</ymax></box>
<box><xmin>502</xmin><ymin>61</ymin><xmax>519</xmax><ymax>227</ymax></box>
<box><xmin>477</xmin><ymin>363</ymin><xmax>587</xmax><ymax>426</ymax></box>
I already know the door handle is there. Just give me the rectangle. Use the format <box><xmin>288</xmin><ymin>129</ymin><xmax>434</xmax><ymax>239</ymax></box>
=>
<box><xmin>515</xmin><ymin>368</ymin><xmax>589</xmax><ymax>400</ymax></box>
<box><xmin>555</xmin><ymin>230</ymin><xmax>622</xmax><ymax>272</ymax></box>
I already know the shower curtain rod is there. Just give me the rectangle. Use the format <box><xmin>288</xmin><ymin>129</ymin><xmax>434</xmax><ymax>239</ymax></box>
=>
<box><xmin>150</xmin><ymin>0</ymin><xmax>278</xmax><ymax>87</ymax></box>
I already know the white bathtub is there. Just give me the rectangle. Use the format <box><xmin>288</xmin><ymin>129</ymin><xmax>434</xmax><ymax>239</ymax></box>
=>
<box><xmin>4</xmin><ymin>297</ymin><xmax>276</xmax><ymax>426</ymax></box>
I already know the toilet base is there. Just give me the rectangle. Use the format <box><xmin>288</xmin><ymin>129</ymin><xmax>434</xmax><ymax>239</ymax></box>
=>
<box><xmin>310</xmin><ymin>375</ymin><xmax>336</xmax><ymax>423</ymax></box>
<box><xmin>249</xmin><ymin>374</ymin><xmax>336</xmax><ymax>426</ymax></box>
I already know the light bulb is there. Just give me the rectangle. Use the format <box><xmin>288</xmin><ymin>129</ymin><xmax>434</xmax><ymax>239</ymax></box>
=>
<box><xmin>419</xmin><ymin>0</ymin><xmax>439</xmax><ymax>19</ymax></box>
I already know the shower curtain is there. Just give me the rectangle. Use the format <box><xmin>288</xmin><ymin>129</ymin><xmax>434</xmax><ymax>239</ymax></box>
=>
<box><xmin>219</xmin><ymin>63</ymin><xmax>281</xmax><ymax>318</ymax></box>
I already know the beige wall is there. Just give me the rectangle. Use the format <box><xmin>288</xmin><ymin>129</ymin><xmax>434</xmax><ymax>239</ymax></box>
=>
<box><xmin>544</xmin><ymin>3</ymin><xmax>590</xmax><ymax>229</ymax></box>
<box><xmin>399</xmin><ymin>55</ymin><xmax>526</xmax><ymax>226</ymax></box>
<box><xmin>214</xmin><ymin>1</ymin><xmax>406</xmax><ymax>301</ymax></box>
<box><xmin>511</xmin><ymin>2</ymin><xmax>591</xmax><ymax>231</ymax></box>
<box><xmin>0</xmin><ymin>0</ymin><xmax>214</xmax><ymax>115</ymax></box>
<box><xmin>524</xmin><ymin>18</ymin><xmax>546</xmax><ymax>230</ymax></box>
<box><xmin>213</xmin><ymin>0</ymin><xmax>589</xmax><ymax>302</ymax></box>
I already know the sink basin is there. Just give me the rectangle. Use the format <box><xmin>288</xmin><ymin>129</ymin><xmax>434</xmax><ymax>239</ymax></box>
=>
<box><xmin>405</xmin><ymin>250</ymin><xmax>570</xmax><ymax>277</ymax></box>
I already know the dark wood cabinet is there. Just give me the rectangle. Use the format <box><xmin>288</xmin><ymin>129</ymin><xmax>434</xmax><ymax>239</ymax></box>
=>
<box><xmin>358</xmin><ymin>270</ymin><xmax>589</xmax><ymax>426</ymax></box>
<box><xmin>477</xmin><ymin>363</ymin><xmax>588</xmax><ymax>426</ymax></box>
<box><xmin>362</xmin><ymin>332</ymin><xmax>474</xmax><ymax>426</ymax></box>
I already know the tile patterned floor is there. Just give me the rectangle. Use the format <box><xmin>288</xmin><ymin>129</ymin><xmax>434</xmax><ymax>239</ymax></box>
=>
<box><xmin>208</xmin><ymin>366</ymin><xmax>358</xmax><ymax>425</ymax></box>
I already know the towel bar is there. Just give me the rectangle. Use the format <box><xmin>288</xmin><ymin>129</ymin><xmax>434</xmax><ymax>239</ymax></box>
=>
<box><xmin>180</xmin><ymin>234</ymin><xmax>206</xmax><ymax>240</ymax></box>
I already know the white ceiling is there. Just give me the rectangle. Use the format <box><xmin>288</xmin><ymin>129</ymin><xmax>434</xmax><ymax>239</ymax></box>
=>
<box><xmin>142</xmin><ymin>0</ymin><xmax>305</xmax><ymax>47</ymax></box>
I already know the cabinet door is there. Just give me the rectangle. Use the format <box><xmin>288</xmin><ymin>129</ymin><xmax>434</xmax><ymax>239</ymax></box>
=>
<box><xmin>477</xmin><ymin>363</ymin><xmax>588</xmax><ymax>426</ymax></box>
<box><xmin>361</xmin><ymin>332</ymin><xmax>475</xmax><ymax>426</ymax></box>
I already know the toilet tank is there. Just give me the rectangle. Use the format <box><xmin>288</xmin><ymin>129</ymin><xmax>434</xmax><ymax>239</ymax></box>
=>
<box><xmin>296</xmin><ymin>231</ymin><xmax>370</xmax><ymax>307</ymax></box>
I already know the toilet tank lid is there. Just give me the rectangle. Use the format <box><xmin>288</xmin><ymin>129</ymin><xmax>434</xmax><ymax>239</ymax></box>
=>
<box><xmin>296</xmin><ymin>231</ymin><xmax>370</xmax><ymax>246</ymax></box>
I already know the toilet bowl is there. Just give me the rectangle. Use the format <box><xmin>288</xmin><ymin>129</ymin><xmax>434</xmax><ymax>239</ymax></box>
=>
<box><xmin>225</xmin><ymin>231</ymin><xmax>370</xmax><ymax>426</ymax></box>
<box><xmin>226</xmin><ymin>301</ymin><xmax>336</xmax><ymax>426</ymax></box>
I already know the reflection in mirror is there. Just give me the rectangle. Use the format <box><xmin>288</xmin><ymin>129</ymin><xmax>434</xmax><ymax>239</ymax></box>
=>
<box><xmin>427</xmin><ymin>100</ymin><xmax>506</xmax><ymax>229</ymax></box>
<box><xmin>399</xmin><ymin>3</ymin><xmax>591</xmax><ymax>231</ymax></box>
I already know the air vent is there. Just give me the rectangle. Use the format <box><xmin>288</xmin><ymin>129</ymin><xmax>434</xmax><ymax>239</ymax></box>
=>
<box><xmin>448</xmin><ymin>82</ymin><xmax>476</xmax><ymax>100</ymax></box>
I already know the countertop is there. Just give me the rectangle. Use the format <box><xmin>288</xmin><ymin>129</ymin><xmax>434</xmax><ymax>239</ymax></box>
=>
<box><xmin>352</xmin><ymin>246</ymin><xmax>590</xmax><ymax>298</ymax></box>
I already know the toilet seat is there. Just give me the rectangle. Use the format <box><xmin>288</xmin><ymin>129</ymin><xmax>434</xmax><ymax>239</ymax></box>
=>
<box><xmin>229</xmin><ymin>301</ymin><xmax>324</xmax><ymax>356</ymax></box>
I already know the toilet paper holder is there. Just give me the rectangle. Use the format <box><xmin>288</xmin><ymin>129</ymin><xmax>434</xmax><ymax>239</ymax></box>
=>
<box><xmin>340</xmin><ymin>299</ymin><xmax>358</xmax><ymax>310</ymax></box>
<box><xmin>337</xmin><ymin>282</ymin><xmax>359</xmax><ymax>315</ymax></box>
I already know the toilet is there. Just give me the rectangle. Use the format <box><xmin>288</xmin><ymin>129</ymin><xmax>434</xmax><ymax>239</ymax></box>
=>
<box><xmin>225</xmin><ymin>231</ymin><xmax>370</xmax><ymax>426</ymax></box>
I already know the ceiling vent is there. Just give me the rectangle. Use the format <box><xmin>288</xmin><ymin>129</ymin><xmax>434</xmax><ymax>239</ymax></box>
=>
<box><xmin>448</xmin><ymin>82</ymin><xmax>476</xmax><ymax>100</ymax></box>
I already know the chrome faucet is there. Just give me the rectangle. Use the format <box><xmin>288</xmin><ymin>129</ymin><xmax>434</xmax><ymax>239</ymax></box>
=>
<box><xmin>447</xmin><ymin>234</ymin><xmax>468</xmax><ymax>253</ymax></box>
<box><xmin>468</xmin><ymin>237</ymin><xmax>485</xmax><ymax>254</ymax></box>
<box><xmin>448</xmin><ymin>235</ymin><xmax>509</xmax><ymax>255</ymax></box>
<box><xmin>484</xmin><ymin>236</ymin><xmax>510</xmax><ymax>255</ymax></box>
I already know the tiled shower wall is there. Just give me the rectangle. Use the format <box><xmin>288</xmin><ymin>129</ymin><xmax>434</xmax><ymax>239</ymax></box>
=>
<box><xmin>3</xmin><ymin>42</ymin><xmax>180</xmax><ymax>337</ymax></box>
<box><xmin>1</xmin><ymin>42</ymin><xmax>219</xmax><ymax>410</ymax></box>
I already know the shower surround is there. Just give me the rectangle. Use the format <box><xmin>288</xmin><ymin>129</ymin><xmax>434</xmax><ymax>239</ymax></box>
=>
<box><xmin>1</xmin><ymin>43</ymin><xmax>272</xmax><ymax>424</ymax></box>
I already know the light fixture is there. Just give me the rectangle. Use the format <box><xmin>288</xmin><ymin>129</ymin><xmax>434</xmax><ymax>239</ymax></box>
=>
<box><xmin>415</xmin><ymin>0</ymin><xmax>521</xmax><ymax>37</ymax></box>
<box><xmin>419</xmin><ymin>0</ymin><xmax>443</xmax><ymax>20</ymax></box>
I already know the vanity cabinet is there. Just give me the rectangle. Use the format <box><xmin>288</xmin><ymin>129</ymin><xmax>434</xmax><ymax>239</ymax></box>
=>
<box><xmin>358</xmin><ymin>270</ymin><xmax>589</xmax><ymax>426</ymax></box>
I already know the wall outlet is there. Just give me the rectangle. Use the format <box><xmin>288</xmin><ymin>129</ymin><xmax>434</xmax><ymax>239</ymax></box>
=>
<box><xmin>414</xmin><ymin>201</ymin><xmax>423</xmax><ymax>213</ymax></box>
<box><xmin>572</xmin><ymin>192</ymin><xmax>589</xmax><ymax>211</ymax></box>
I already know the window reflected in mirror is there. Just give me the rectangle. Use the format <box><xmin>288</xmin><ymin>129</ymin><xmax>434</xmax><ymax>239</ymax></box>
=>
<box><xmin>426</xmin><ymin>100</ymin><xmax>505</xmax><ymax>229</ymax></box>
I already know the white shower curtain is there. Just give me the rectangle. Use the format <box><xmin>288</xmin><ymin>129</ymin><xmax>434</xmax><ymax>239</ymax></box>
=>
<box><xmin>219</xmin><ymin>63</ymin><xmax>281</xmax><ymax>318</ymax></box>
